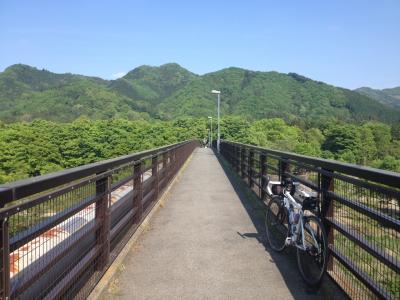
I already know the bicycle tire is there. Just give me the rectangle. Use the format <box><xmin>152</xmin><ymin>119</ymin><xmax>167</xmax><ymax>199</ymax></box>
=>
<box><xmin>296</xmin><ymin>215</ymin><xmax>328</xmax><ymax>286</ymax></box>
<box><xmin>265</xmin><ymin>195</ymin><xmax>289</xmax><ymax>252</ymax></box>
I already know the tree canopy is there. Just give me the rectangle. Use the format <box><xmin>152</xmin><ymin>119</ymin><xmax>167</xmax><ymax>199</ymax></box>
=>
<box><xmin>1</xmin><ymin>117</ymin><xmax>399</xmax><ymax>184</ymax></box>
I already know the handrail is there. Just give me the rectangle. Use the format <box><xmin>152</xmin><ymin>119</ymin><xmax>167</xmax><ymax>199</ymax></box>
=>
<box><xmin>219</xmin><ymin>140</ymin><xmax>399</xmax><ymax>300</ymax></box>
<box><xmin>0</xmin><ymin>140</ymin><xmax>199</xmax><ymax>299</ymax></box>
<box><xmin>0</xmin><ymin>140</ymin><xmax>192</xmax><ymax>205</ymax></box>
<box><xmin>222</xmin><ymin>140</ymin><xmax>400</xmax><ymax>188</ymax></box>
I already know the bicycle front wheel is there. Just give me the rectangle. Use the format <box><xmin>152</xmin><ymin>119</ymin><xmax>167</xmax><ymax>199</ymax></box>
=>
<box><xmin>296</xmin><ymin>215</ymin><xmax>328</xmax><ymax>286</ymax></box>
<box><xmin>265</xmin><ymin>195</ymin><xmax>289</xmax><ymax>252</ymax></box>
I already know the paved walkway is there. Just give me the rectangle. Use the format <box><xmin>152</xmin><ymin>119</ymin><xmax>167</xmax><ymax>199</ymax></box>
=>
<box><xmin>100</xmin><ymin>148</ymin><xmax>342</xmax><ymax>300</ymax></box>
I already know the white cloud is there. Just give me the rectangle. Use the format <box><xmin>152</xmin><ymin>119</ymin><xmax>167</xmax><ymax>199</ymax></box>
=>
<box><xmin>110</xmin><ymin>71</ymin><xmax>127</xmax><ymax>79</ymax></box>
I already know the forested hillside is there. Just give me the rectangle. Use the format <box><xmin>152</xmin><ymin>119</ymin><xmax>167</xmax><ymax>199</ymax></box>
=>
<box><xmin>0</xmin><ymin>64</ymin><xmax>149</xmax><ymax>122</ymax></box>
<box><xmin>1</xmin><ymin>117</ymin><xmax>399</xmax><ymax>184</ymax></box>
<box><xmin>1</xmin><ymin>63</ymin><xmax>400</xmax><ymax>123</ymax></box>
<box><xmin>158</xmin><ymin>69</ymin><xmax>400</xmax><ymax>123</ymax></box>
<box><xmin>0</xmin><ymin>118</ymin><xmax>206</xmax><ymax>183</ymax></box>
<box><xmin>355</xmin><ymin>86</ymin><xmax>400</xmax><ymax>108</ymax></box>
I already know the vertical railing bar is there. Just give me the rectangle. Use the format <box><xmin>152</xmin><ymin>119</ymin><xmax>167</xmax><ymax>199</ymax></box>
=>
<box><xmin>248</xmin><ymin>149</ymin><xmax>254</xmax><ymax>188</ymax></box>
<box><xmin>133</xmin><ymin>161</ymin><xmax>143</xmax><ymax>224</ymax></box>
<box><xmin>1</xmin><ymin>218</ymin><xmax>10</xmax><ymax>299</ymax></box>
<box><xmin>321</xmin><ymin>169</ymin><xmax>334</xmax><ymax>272</ymax></box>
<box><xmin>95</xmin><ymin>174</ymin><xmax>111</xmax><ymax>270</ymax></box>
<box><xmin>152</xmin><ymin>155</ymin><xmax>159</xmax><ymax>202</ymax></box>
<box><xmin>241</xmin><ymin>147</ymin><xmax>246</xmax><ymax>179</ymax></box>
<box><xmin>260</xmin><ymin>153</ymin><xmax>267</xmax><ymax>201</ymax></box>
<box><xmin>279</xmin><ymin>158</ymin><xmax>289</xmax><ymax>182</ymax></box>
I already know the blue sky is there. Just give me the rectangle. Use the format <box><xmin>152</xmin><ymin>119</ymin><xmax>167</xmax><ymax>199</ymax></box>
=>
<box><xmin>0</xmin><ymin>0</ymin><xmax>399</xmax><ymax>89</ymax></box>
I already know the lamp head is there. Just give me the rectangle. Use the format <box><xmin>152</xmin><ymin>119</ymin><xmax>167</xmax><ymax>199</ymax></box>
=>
<box><xmin>211</xmin><ymin>90</ymin><xmax>221</xmax><ymax>94</ymax></box>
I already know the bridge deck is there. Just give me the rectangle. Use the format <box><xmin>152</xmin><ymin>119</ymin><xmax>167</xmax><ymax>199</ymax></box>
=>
<box><xmin>99</xmin><ymin>148</ymin><xmax>341</xmax><ymax>300</ymax></box>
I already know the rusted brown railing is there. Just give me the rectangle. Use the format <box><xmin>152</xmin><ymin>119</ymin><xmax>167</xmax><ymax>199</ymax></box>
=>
<box><xmin>0</xmin><ymin>140</ymin><xmax>198</xmax><ymax>299</ymax></box>
<box><xmin>219</xmin><ymin>140</ymin><xmax>399</xmax><ymax>300</ymax></box>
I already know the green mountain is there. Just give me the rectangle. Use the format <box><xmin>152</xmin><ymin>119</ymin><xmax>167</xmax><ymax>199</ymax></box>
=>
<box><xmin>108</xmin><ymin>63</ymin><xmax>196</xmax><ymax>114</ymax></box>
<box><xmin>355</xmin><ymin>86</ymin><xmax>400</xmax><ymax>109</ymax></box>
<box><xmin>0</xmin><ymin>64</ymin><xmax>148</xmax><ymax>122</ymax></box>
<box><xmin>1</xmin><ymin>63</ymin><xmax>399</xmax><ymax>123</ymax></box>
<box><xmin>382</xmin><ymin>87</ymin><xmax>400</xmax><ymax>100</ymax></box>
<box><xmin>158</xmin><ymin>68</ymin><xmax>400</xmax><ymax>123</ymax></box>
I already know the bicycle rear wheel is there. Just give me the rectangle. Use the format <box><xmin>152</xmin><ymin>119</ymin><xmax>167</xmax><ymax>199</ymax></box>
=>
<box><xmin>265</xmin><ymin>195</ymin><xmax>289</xmax><ymax>251</ymax></box>
<box><xmin>296</xmin><ymin>215</ymin><xmax>328</xmax><ymax>286</ymax></box>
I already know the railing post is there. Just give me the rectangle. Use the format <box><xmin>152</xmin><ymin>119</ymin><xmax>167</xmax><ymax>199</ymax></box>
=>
<box><xmin>321</xmin><ymin>169</ymin><xmax>334</xmax><ymax>272</ymax></box>
<box><xmin>177</xmin><ymin>147</ymin><xmax>181</xmax><ymax>170</ymax></box>
<box><xmin>279</xmin><ymin>159</ymin><xmax>289</xmax><ymax>182</ymax></box>
<box><xmin>241</xmin><ymin>148</ymin><xmax>246</xmax><ymax>179</ymax></box>
<box><xmin>223</xmin><ymin>143</ymin><xmax>227</xmax><ymax>161</ymax></box>
<box><xmin>223</xmin><ymin>142</ymin><xmax>227</xmax><ymax>161</ymax></box>
<box><xmin>236</xmin><ymin>146</ymin><xmax>240</xmax><ymax>173</ymax></box>
<box><xmin>230</xmin><ymin>144</ymin><xmax>234</xmax><ymax>165</ymax></box>
<box><xmin>133</xmin><ymin>161</ymin><xmax>143</xmax><ymax>224</ymax></box>
<box><xmin>152</xmin><ymin>155</ymin><xmax>159</xmax><ymax>202</ymax></box>
<box><xmin>171</xmin><ymin>148</ymin><xmax>176</xmax><ymax>176</ymax></box>
<box><xmin>260</xmin><ymin>153</ymin><xmax>267</xmax><ymax>200</ymax></box>
<box><xmin>248</xmin><ymin>149</ymin><xmax>254</xmax><ymax>188</ymax></box>
<box><xmin>1</xmin><ymin>218</ymin><xmax>10</xmax><ymax>299</ymax></box>
<box><xmin>170</xmin><ymin>149</ymin><xmax>175</xmax><ymax>177</ymax></box>
<box><xmin>95</xmin><ymin>175</ymin><xmax>110</xmax><ymax>270</ymax></box>
<box><xmin>162</xmin><ymin>151</ymin><xmax>168</xmax><ymax>188</ymax></box>
<box><xmin>179</xmin><ymin>146</ymin><xmax>184</xmax><ymax>167</ymax></box>
<box><xmin>231</xmin><ymin>144</ymin><xmax>235</xmax><ymax>168</ymax></box>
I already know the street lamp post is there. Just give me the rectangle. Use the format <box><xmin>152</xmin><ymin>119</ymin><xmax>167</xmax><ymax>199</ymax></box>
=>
<box><xmin>211</xmin><ymin>90</ymin><xmax>221</xmax><ymax>153</ymax></box>
<box><xmin>208</xmin><ymin>116</ymin><xmax>213</xmax><ymax>147</ymax></box>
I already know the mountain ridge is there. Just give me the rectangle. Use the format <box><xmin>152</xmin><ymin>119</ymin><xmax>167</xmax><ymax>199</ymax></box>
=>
<box><xmin>1</xmin><ymin>63</ymin><xmax>399</xmax><ymax>123</ymax></box>
<box><xmin>355</xmin><ymin>86</ymin><xmax>400</xmax><ymax>108</ymax></box>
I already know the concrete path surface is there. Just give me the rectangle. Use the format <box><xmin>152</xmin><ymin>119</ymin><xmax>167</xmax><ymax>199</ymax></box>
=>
<box><xmin>99</xmin><ymin>148</ymin><xmax>344</xmax><ymax>300</ymax></box>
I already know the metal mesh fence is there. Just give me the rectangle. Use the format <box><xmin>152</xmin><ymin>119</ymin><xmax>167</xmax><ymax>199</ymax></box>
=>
<box><xmin>0</xmin><ymin>140</ymin><xmax>198</xmax><ymax>299</ymax></box>
<box><xmin>220</xmin><ymin>141</ymin><xmax>399</xmax><ymax>300</ymax></box>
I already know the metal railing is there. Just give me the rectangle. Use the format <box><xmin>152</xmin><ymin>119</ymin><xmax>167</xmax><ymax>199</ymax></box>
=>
<box><xmin>220</xmin><ymin>140</ymin><xmax>400</xmax><ymax>300</ymax></box>
<box><xmin>0</xmin><ymin>140</ymin><xmax>198</xmax><ymax>299</ymax></box>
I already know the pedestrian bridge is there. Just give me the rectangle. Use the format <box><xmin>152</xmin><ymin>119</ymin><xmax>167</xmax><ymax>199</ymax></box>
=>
<box><xmin>0</xmin><ymin>141</ymin><xmax>399</xmax><ymax>299</ymax></box>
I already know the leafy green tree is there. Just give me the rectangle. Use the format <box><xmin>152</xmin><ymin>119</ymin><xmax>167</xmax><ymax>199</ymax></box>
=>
<box><xmin>363</xmin><ymin>122</ymin><xmax>392</xmax><ymax>159</ymax></box>
<box><xmin>322</xmin><ymin>124</ymin><xmax>363</xmax><ymax>163</ymax></box>
<box><xmin>294</xmin><ymin>128</ymin><xmax>324</xmax><ymax>157</ymax></box>
<box><xmin>1</xmin><ymin>116</ymin><xmax>399</xmax><ymax>184</ymax></box>
<box><xmin>376</xmin><ymin>156</ymin><xmax>400</xmax><ymax>173</ymax></box>
<box><xmin>359</xmin><ymin>125</ymin><xmax>378</xmax><ymax>165</ymax></box>
<box><xmin>220</xmin><ymin>116</ymin><xmax>251</xmax><ymax>142</ymax></box>
<box><xmin>248</xmin><ymin>118</ymin><xmax>301</xmax><ymax>151</ymax></box>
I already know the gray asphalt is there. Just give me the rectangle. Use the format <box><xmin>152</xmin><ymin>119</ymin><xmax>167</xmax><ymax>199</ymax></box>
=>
<box><xmin>100</xmin><ymin>148</ymin><xmax>344</xmax><ymax>300</ymax></box>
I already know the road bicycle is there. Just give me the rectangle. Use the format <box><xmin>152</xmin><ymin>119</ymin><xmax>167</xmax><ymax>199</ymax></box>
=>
<box><xmin>264</xmin><ymin>177</ymin><xmax>328</xmax><ymax>286</ymax></box>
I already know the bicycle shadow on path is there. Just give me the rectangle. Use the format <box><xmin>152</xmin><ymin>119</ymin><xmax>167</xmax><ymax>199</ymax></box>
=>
<box><xmin>214</xmin><ymin>150</ymin><xmax>349</xmax><ymax>300</ymax></box>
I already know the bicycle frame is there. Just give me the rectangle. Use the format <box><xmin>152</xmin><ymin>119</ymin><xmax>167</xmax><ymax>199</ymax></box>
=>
<box><xmin>282</xmin><ymin>190</ymin><xmax>321</xmax><ymax>253</ymax></box>
<box><xmin>265</xmin><ymin>178</ymin><xmax>321</xmax><ymax>253</ymax></box>
<box><xmin>264</xmin><ymin>179</ymin><xmax>328</xmax><ymax>286</ymax></box>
